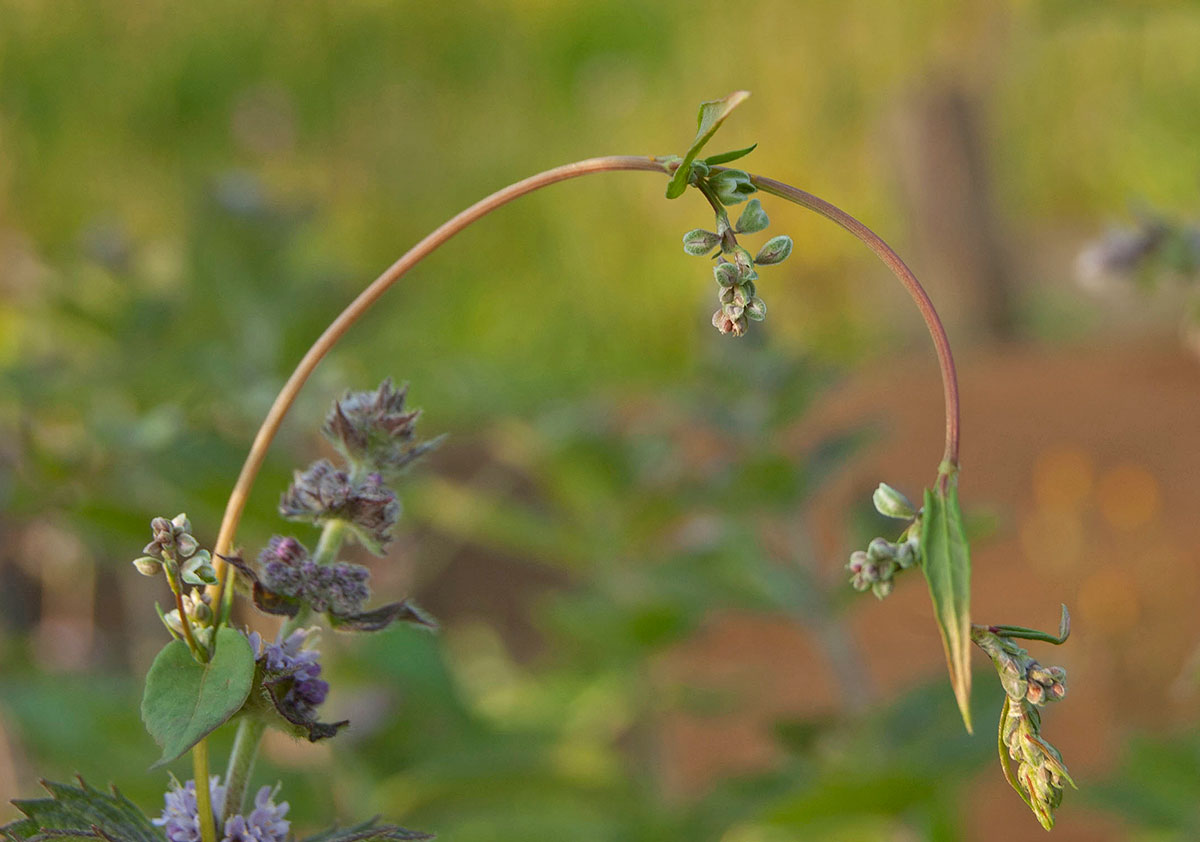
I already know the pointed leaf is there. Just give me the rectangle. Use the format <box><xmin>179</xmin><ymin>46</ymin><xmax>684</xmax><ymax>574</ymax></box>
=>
<box><xmin>2</xmin><ymin>779</ymin><xmax>159</xmax><ymax>842</ymax></box>
<box><xmin>299</xmin><ymin>818</ymin><xmax>433</xmax><ymax>842</ymax></box>
<box><xmin>702</xmin><ymin>143</ymin><xmax>757</xmax><ymax>166</ymax></box>
<box><xmin>141</xmin><ymin>627</ymin><xmax>255</xmax><ymax>766</ymax></box>
<box><xmin>665</xmin><ymin>91</ymin><xmax>751</xmax><ymax>199</ymax></box>
<box><xmin>920</xmin><ymin>475</ymin><xmax>973</xmax><ymax>733</ymax></box>
<box><xmin>327</xmin><ymin>600</ymin><xmax>437</xmax><ymax>633</ymax></box>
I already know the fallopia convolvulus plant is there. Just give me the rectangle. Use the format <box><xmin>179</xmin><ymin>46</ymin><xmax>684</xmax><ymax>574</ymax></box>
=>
<box><xmin>2</xmin><ymin>91</ymin><xmax>1073</xmax><ymax>840</ymax></box>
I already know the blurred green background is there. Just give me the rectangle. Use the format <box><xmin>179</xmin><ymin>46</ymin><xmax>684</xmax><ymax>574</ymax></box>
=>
<box><xmin>3</xmin><ymin>1</ymin><xmax>1200</xmax><ymax>840</ymax></box>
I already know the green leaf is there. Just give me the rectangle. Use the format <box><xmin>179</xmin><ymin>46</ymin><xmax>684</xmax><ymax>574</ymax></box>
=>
<box><xmin>990</xmin><ymin>604</ymin><xmax>1071</xmax><ymax>645</ymax></box>
<box><xmin>702</xmin><ymin>143</ymin><xmax>757</xmax><ymax>166</ymax></box>
<box><xmin>140</xmin><ymin>627</ymin><xmax>254</xmax><ymax>766</ymax></box>
<box><xmin>920</xmin><ymin>473</ymin><xmax>973</xmax><ymax>733</ymax></box>
<box><xmin>665</xmin><ymin>91</ymin><xmax>751</xmax><ymax>199</ymax></box>
<box><xmin>298</xmin><ymin>818</ymin><xmax>433</xmax><ymax>842</ymax></box>
<box><xmin>1</xmin><ymin>778</ymin><xmax>160</xmax><ymax>842</ymax></box>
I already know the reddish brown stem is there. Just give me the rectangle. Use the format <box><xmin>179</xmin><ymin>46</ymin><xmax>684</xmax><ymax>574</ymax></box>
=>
<box><xmin>748</xmin><ymin>174</ymin><xmax>960</xmax><ymax>470</ymax></box>
<box><xmin>209</xmin><ymin>156</ymin><xmax>670</xmax><ymax>611</ymax></box>
<box><xmin>208</xmin><ymin>156</ymin><xmax>961</xmax><ymax>611</ymax></box>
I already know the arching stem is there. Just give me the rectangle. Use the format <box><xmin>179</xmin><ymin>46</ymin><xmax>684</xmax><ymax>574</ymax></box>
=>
<box><xmin>748</xmin><ymin>174</ymin><xmax>960</xmax><ymax>473</ymax></box>
<box><xmin>207</xmin><ymin>156</ymin><xmax>961</xmax><ymax>611</ymax></box>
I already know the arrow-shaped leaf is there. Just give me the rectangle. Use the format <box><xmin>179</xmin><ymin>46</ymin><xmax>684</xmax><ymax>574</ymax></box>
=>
<box><xmin>920</xmin><ymin>474</ymin><xmax>973</xmax><ymax>733</ymax></box>
<box><xmin>140</xmin><ymin>627</ymin><xmax>255</xmax><ymax>766</ymax></box>
<box><xmin>665</xmin><ymin>91</ymin><xmax>750</xmax><ymax>199</ymax></box>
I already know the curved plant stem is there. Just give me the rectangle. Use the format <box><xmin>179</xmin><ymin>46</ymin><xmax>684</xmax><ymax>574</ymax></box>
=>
<box><xmin>208</xmin><ymin>156</ymin><xmax>670</xmax><ymax>612</ymax></box>
<box><xmin>748</xmin><ymin>174</ymin><xmax>961</xmax><ymax>471</ymax></box>
<box><xmin>208</xmin><ymin>156</ymin><xmax>961</xmax><ymax>609</ymax></box>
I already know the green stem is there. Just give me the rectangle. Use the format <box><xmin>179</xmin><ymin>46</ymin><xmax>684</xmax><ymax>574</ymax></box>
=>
<box><xmin>192</xmin><ymin>739</ymin><xmax>218</xmax><ymax>842</ymax></box>
<box><xmin>221</xmin><ymin>719</ymin><xmax>267</xmax><ymax>820</ymax></box>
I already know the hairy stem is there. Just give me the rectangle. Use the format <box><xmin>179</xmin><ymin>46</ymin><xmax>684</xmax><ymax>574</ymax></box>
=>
<box><xmin>221</xmin><ymin>517</ymin><xmax>349</xmax><ymax>815</ymax></box>
<box><xmin>221</xmin><ymin>718</ymin><xmax>266</xmax><ymax>821</ymax></box>
<box><xmin>192</xmin><ymin>739</ymin><xmax>217</xmax><ymax>842</ymax></box>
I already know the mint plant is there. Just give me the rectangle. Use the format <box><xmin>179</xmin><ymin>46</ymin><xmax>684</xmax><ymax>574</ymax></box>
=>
<box><xmin>2</xmin><ymin>91</ymin><xmax>1075</xmax><ymax>837</ymax></box>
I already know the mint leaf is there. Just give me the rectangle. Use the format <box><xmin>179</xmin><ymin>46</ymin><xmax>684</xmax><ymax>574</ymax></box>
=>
<box><xmin>920</xmin><ymin>474</ymin><xmax>973</xmax><ymax>733</ymax></box>
<box><xmin>300</xmin><ymin>818</ymin><xmax>433</xmax><ymax>842</ymax></box>
<box><xmin>141</xmin><ymin>627</ymin><xmax>255</xmax><ymax>766</ymax></box>
<box><xmin>665</xmin><ymin>91</ymin><xmax>750</xmax><ymax>199</ymax></box>
<box><xmin>1</xmin><ymin>778</ymin><xmax>159</xmax><ymax>842</ymax></box>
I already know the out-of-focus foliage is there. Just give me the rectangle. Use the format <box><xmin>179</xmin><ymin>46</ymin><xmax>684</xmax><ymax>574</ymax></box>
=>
<box><xmin>2</xmin><ymin>1</ymin><xmax>1199</xmax><ymax>839</ymax></box>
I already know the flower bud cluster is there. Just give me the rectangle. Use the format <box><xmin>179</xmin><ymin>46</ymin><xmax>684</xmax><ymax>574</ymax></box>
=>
<box><xmin>280</xmin><ymin>461</ymin><xmax>399</xmax><ymax>556</ymax></box>
<box><xmin>258</xmin><ymin>535</ymin><xmax>370</xmax><ymax>616</ymax></box>
<box><xmin>847</xmin><ymin>483</ymin><xmax>922</xmax><ymax>599</ymax></box>
<box><xmin>974</xmin><ymin>629</ymin><xmax>1068</xmax><ymax>709</ymax></box>
<box><xmin>133</xmin><ymin>513</ymin><xmax>216</xmax><ymax>587</ymax></box>
<box><xmin>323</xmin><ymin>378</ymin><xmax>440</xmax><ymax>478</ymax></box>
<box><xmin>155</xmin><ymin>777</ymin><xmax>289</xmax><ymax>842</ymax></box>
<box><xmin>683</xmin><ymin>194</ymin><xmax>790</xmax><ymax>338</ymax></box>
<box><xmin>1000</xmin><ymin>700</ymin><xmax>1074</xmax><ymax>829</ymax></box>
<box><xmin>162</xmin><ymin>588</ymin><xmax>217</xmax><ymax>649</ymax></box>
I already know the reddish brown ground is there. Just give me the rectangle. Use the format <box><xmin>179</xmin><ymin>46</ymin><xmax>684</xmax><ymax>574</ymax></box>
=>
<box><xmin>659</xmin><ymin>339</ymin><xmax>1200</xmax><ymax>840</ymax></box>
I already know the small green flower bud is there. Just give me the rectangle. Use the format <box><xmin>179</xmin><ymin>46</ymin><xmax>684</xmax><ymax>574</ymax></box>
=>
<box><xmin>689</xmin><ymin>160</ymin><xmax>710</xmax><ymax>179</ymax></box>
<box><xmin>872</xmin><ymin>579</ymin><xmax>893</xmax><ymax>599</ymax></box>
<box><xmin>730</xmin><ymin>284</ymin><xmax>750</xmax><ymax>308</ymax></box>
<box><xmin>175</xmin><ymin>533</ymin><xmax>198</xmax><ymax>559</ymax></box>
<box><xmin>709</xmin><ymin>169</ymin><xmax>756</xmax><ymax>205</ymax></box>
<box><xmin>171</xmin><ymin>513</ymin><xmax>191</xmax><ymax>534</ymax></box>
<box><xmin>719</xmin><ymin>285</ymin><xmax>736</xmax><ymax>305</ymax></box>
<box><xmin>873</xmin><ymin>483</ymin><xmax>916</xmax><ymax>520</ymax></box>
<box><xmin>181</xmin><ymin>549</ymin><xmax>217</xmax><ymax>586</ymax></box>
<box><xmin>713</xmin><ymin>261</ymin><xmax>740</xmax><ymax>287</ymax></box>
<box><xmin>735</xmin><ymin>198</ymin><xmax>769</xmax><ymax>234</ymax></box>
<box><xmin>1026</xmin><ymin>681</ymin><xmax>1045</xmax><ymax>705</ymax></box>
<box><xmin>867</xmin><ymin>537</ymin><xmax>897</xmax><ymax>561</ymax></box>
<box><xmin>731</xmin><ymin>245</ymin><xmax>755</xmax><ymax>278</ymax></box>
<box><xmin>683</xmin><ymin>229</ymin><xmax>721</xmax><ymax>256</ymax></box>
<box><xmin>191</xmin><ymin>600</ymin><xmax>213</xmax><ymax>625</ymax></box>
<box><xmin>745</xmin><ymin>297</ymin><xmax>767</xmax><ymax>321</ymax></box>
<box><xmin>894</xmin><ymin>540</ymin><xmax>916</xmax><ymax>568</ymax></box>
<box><xmin>755</xmin><ymin>235</ymin><xmax>793</xmax><ymax>266</ymax></box>
<box><xmin>132</xmin><ymin>557</ymin><xmax>162</xmax><ymax>577</ymax></box>
<box><xmin>724</xmin><ymin>302</ymin><xmax>745</xmax><ymax>321</ymax></box>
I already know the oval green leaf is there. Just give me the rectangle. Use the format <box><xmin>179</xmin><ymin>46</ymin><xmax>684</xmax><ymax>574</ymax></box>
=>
<box><xmin>140</xmin><ymin>627</ymin><xmax>254</xmax><ymax>766</ymax></box>
<box><xmin>920</xmin><ymin>475</ymin><xmax>973</xmax><ymax>733</ymax></box>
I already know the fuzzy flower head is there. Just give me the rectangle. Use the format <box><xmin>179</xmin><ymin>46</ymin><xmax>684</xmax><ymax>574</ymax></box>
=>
<box><xmin>279</xmin><ymin>460</ymin><xmax>399</xmax><ymax>555</ymax></box>
<box><xmin>323</xmin><ymin>378</ymin><xmax>441</xmax><ymax>477</ymax></box>
<box><xmin>254</xmin><ymin>626</ymin><xmax>331</xmax><ymax>719</ymax></box>
<box><xmin>155</xmin><ymin>779</ymin><xmax>288</xmax><ymax>842</ymax></box>
<box><xmin>258</xmin><ymin>536</ymin><xmax>371</xmax><ymax>616</ymax></box>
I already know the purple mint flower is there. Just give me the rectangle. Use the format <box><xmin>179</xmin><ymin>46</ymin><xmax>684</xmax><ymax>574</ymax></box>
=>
<box><xmin>255</xmin><ymin>535</ymin><xmax>372</xmax><ymax>616</ymax></box>
<box><xmin>261</xmin><ymin>627</ymin><xmax>330</xmax><ymax>718</ymax></box>
<box><xmin>278</xmin><ymin>461</ymin><xmax>399</xmax><ymax>554</ymax></box>
<box><xmin>322</xmin><ymin>378</ymin><xmax>439</xmax><ymax>476</ymax></box>
<box><xmin>153</xmin><ymin>777</ymin><xmax>227</xmax><ymax>842</ymax></box>
<box><xmin>221</xmin><ymin>786</ymin><xmax>289</xmax><ymax>842</ymax></box>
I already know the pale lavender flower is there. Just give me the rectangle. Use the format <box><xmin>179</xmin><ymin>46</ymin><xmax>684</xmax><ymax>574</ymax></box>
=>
<box><xmin>154</xmin><ymin>780</ymin><xmax>289</xmax><ymax>842</ymax></box>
